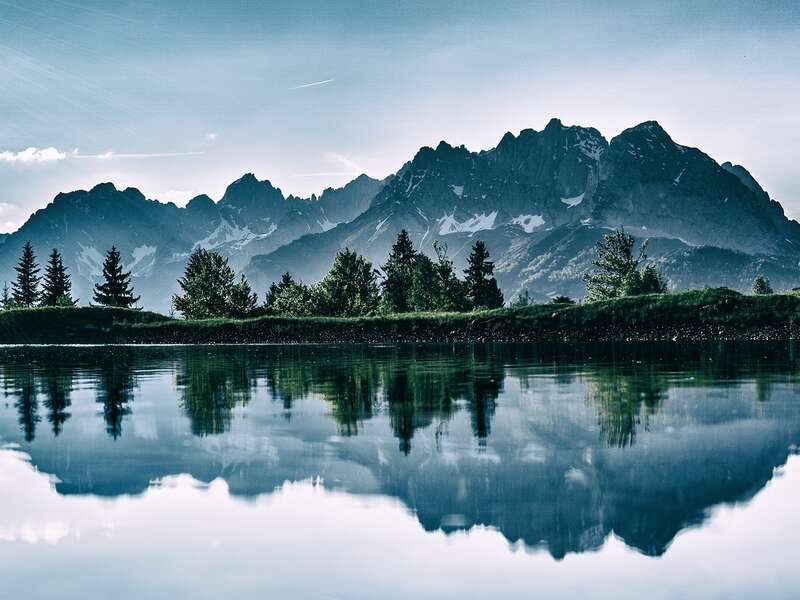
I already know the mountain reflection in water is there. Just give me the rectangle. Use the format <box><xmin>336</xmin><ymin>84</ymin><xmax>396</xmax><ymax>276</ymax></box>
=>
<box><xmin>0</xmin><ymin>342</ymin><xmax>798</xmax><ymax>561</ymax></box>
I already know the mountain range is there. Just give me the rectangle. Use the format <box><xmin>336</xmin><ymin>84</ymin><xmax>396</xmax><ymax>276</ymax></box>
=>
<box><xmin>2</xmin><ymin>118</ymin><xmax>798</xmax><ymax>311</ymax></box>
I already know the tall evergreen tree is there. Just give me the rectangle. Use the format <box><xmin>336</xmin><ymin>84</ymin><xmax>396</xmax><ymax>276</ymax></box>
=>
<box><xmin>11</xmin><ymin>241</ymin><xmax>41</xmax><ymax>307</ymax></box>
<box><xmin>41</xmin><ymin>248</ymin><xmax>76</xmax><ymax>306</ymax></box>
<box><xmin>584</xmin><ymin>229</ymin><xmax>667</xmax><ymax>300</ymax></box>
<box><xmin>172</xmin><ymin>248</ymin><xmax>258</xmax><ymax>319</ymax></box>
<box><xmin>229</xmin><ymin>274</ymin><xmax>259</xmax><ymax>318</ymax></box>
<box><xmin>93</xmin><ymin>246</ymin><xmax>140</xmax><ymax>308</ymax></box>
<box><xmin>409</xmin><ymin>253</ymin><xmax>439</xmax><ymax>311</ymax></box>
<box><xmin>464</xmin><ymin>241</ymin><xmax>504</xmax><ymax>309</ymax></box>
<box><xmin>313</xmin><ymin>248</ymin><xmax>380</xmax><ymax>316</ymax></box>
<box><xmin>432</xmin><ymin>241</ymin><xmax>468</xmax><ymax>311</ymax></box>
<box><xmin>1</xmin><ymin>282</ymin><xmax>10</xmax><ymax>310</ymax></box>
<box><xmin>381</xmin><ymin>230</ymin><xmax>417</xmax><ymax>313</ymax></box>
<box><xmin>173</xmin><ymin>248</ymin><xmax>235</xmax><ymax>319</ymax></box>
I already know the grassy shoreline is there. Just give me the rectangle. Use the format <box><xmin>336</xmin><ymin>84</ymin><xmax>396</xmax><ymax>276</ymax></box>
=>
<box><xmin>1</xmin><ymin>288</ymin><xmax>799</xmax><ymax>344</ymax></box>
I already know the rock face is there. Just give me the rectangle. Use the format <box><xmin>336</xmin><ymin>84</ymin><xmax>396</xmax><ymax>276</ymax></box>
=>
<box><xmin>2</xmin><ymin>118</ymin><xmax>798</xmax><ymax>310</ymax></box>
<box><xmin>246</xmin><ymin>119</ymin><xmax>800</xmax><ymax>300</ymax></box>
<box><xmin>0</xmin><ymin>174</ymin><xmax>387</xmax><ymax>311</ymax></box>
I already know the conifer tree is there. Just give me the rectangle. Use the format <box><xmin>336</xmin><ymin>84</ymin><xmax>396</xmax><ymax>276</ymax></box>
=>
<box><xmin>409</xmin><ymin>253</ymin><xmax>439</xmax><ymax>311</ymax></box>
<box><xmin>464</xmin><ymin>240</ymin><xmax>504</xmax><ymax>309</ymax></box>
<box><xmin>11</xmin><ymin>241</ymin><xmax>41</xmax><ymax>307</ymax></box>
<box><xmin>93</xmin><ymin>246</ymin><xmax>140</xmax><ymax>308</ymax></box>
<box><xmin>381</xmin><ymin>230</ymin><xmax>417</xmax><ymax>313</ymax></box>
<box><xmin>229</xmin><ymin>274</ymin><xmax>258</xmax><ymax>318</ymax></box>
<box><xmin>172</xmin><ymin>248</ymin><xmax>235</xmax><ymax>319</ymax></box>
<box><xmin>1</xmin><ymin>282</ymin><xmax>10</xmax><ymax>309</ymax></box>
<box><xmin>41</xmin><ymin>248</ymin><xmax>76</xmax><ymax>306</ymax></box>
<box><xmin>752</xmin><ymin>275</ymin><xmax>773</xmax><ymax>295</ymax></box>
<box><xmin>432</xmin><ymin>241</ymin><xmax>467</xmax><ymax>311</ymax></box>
<box><xmin>313</xmin><ymin>248</ymin><xmax>379</xmax><ymax>316</ymax></box>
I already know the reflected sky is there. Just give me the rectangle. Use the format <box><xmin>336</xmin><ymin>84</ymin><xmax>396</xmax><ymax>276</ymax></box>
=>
<box><xmin>0</xmin><ymin>343</ymin><xmax>799</xmax><ymax>598</ymax></box>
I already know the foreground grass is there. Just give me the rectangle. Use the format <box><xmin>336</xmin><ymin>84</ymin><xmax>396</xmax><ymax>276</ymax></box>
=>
<box><xmin>1</xmin><ymin>288</ymin><xmax>800</xmax><ymax>343</ymax></box>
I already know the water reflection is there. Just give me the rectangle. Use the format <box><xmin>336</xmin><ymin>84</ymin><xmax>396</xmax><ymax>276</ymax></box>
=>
<box><xmin>0</xmin><ymin>343</ymin><xmax>798</xmax><ymax>560</ymax></box>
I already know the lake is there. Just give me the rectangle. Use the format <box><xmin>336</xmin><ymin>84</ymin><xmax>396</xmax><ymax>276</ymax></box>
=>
<box><xmin>0</xmin><ymin>343</ymin><xmax>798</xmax><ymax>599</ymax></box>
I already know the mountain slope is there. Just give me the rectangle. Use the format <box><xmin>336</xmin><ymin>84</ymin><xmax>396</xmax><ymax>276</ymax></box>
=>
<box><xmin>246</xmin><ymin>119</ymin><xmax>800</xmax><ymax>299</ymax></box>
<box><xmin>0</xmin><ymin>174</ymin><xmax>387</xmax><ymax>311</ymax></box>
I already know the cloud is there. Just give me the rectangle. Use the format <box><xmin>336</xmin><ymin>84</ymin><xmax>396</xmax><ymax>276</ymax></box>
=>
<box><xmin>290</xmin><ymin>78</ymin><xmax>334</xmax><ymax>90</ymax></box>
<box><xmin>292</xmin><ymin>152</ymin><xmax>365</xmax><ymax>178</ymax></box>
<box><xmin>0</xmin><ymin>147</ymin><xmax>203</xmax><ymax>163</ymax></box>
<box><xmin>0</xmin><ymin>147</ymin><xmax>67</xmax><ymax>163</ymax></box>
<box><xmin>206</xmin><ymin>132</ymin><xmax>218</xmax><ymax>142</ymax></box>
<box><xmin>324</xmin><ymin>152</ymin><xmax>363</xmax><ymax>173</ymax></box>
<box><xmin>73</xmin><ymin>150</ymin><xmax>203</xmax><ymax>160</ymax></box>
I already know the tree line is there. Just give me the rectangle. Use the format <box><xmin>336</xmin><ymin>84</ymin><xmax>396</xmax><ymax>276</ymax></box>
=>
<box><xmin>1</xmin><ymin>242</ymin><xmax>139</xmax><ymax>309</ymax></box>
<box><xmin>0</xmin><ymin>228</ymin><xmax>777</xmax><ymax>316</ymax></box>
<box><xmin>172</xmin><ymin>231</ymin><xmax>504</xmax><ymax>319</ymax></box>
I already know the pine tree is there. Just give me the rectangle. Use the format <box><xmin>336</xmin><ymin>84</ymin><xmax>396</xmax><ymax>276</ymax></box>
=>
<box><xmin>264</xmin><ymin>272</ymin><xmax>297</xmax><ymax>311</ymax></box>
<box><xmin>93</xmin><ymin>246</ymin><xmax>140</xmax><ymax>308</ymax></box>
<box><xmin>584</xmin><ymin>229</ymin><xmax>646</xmax><ymax>300</ymax></box>
<box><xmin>41</xmin><ymin>248</ymin><xmax>76</xmax><ymax>306</ymax></box>
<box><xmin>752</xmin><ymin>275</ymin><xmax>773</xmax><ymax>295</ymax></box>
<box><xmin>433</xmin><ymin>241</ymin><xmax>467</xmax><ymax>311</ymax></box>
<box><xmin>229</xmin><ymin>274</ymin><xmax>258</xmax><ymax>318</ymax></box>
<box><xmin>172</xmin><ymin>248</ymin><xmax>235</xmax><ymax>319</ymax></box>
<box><xmin>313</xmin><ymin>248</ymin><xmax>380</xmax><ymax>317</ymax></box>
<box><xmin>266</xmin><ymin>272</ymin><xmax>314</xmax><ymax>316</ymax></box>
<box><xmin>464</xmin><ymin>241</ymin><xmax>504</xmax><ymax>309</ymax></box>
<box><xmin>11</xmin><ymin>241</ymin><xmax>41</xmax><ymax>307</ymax></box>
<box><xmin>1</xmin><ymin>282</ymin><xmax>11</xmax><ymax>309</ymax></box>
<box><xmin>381</xmin><ymin>230</ymin><xmax>417</xmax><ymax>313</ymax></box>
<box><xmin>409</xmin><ymin>253</ymin><xmax>439</xmax><ymax>311</ymax></box>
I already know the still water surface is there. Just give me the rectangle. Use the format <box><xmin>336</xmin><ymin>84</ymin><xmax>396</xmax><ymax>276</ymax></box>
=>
<box><xmin>0</xmin><ymin>343</ymin><xmax>798</xmax><ymax>599</ymax></box>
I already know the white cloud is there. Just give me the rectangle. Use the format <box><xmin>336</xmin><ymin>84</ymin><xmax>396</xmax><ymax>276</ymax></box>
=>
<box><xmin>290</xmin><ymin>78</ymin><xmax>334</xmax><ymax>90</ymax></box>
<box><xmin>74</xmin><ymin>150</ymin><xmax>202</xmax><ymax>160</ymax></box>
<box><xmin>206</xmin><ymin>132</ymin><xmax>218</xmax><ymax>141</ymax></box>
<box><xmin>0</xmin><ymin>147</ymin><xmax>66</xmax><ymax>163</ymax></box>
<box><xmin>324</xmin><ymin>152</ymin><xmax>363</xmax><ymax>173</ymax></box>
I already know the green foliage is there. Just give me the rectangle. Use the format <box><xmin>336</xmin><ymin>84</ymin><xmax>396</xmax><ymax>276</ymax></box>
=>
<box><xmin>585</xmin><ymin>229</ymin><xmax>667</xmax><ymax>300</ymax></box>
<box><xmin>432</xmin><ymin>241</ymin><xmax>468</xmax><ymax>311</ymax></box>
<box><xmin>381</xmin><ymin>229</ymin><xmax>417</xmax><ymax>313</ymax></box>
<box><xmin>93</xmin><ymin>246</ymin><xmax>140</xmax><ymax>308</ymax></box>
<box><xmin>41</xmin><ymin>248</ymin><xmax>76</xmax><ymax>306</ymax></box>
<box><xmin>510</xmin><ymin>290</ymin><xmax>532</xmax><ymax>308</ymax></box>
<box><xmin>172</xmin><ymin>248</ymin><xmax>257</xmax><ymax>319</ymax></box>
<box><xmin>3</xmin><ymin>288</ymin><xmax>800</xmax><ymax>344</ymax></box>
<box><xmin>312</xmin><ymin>248</ymin><xmax>380</xmax><ymax>317</ymax></box>
<box><xmin>11</xmin><ymin>241</ymin><xmax>41</xmax><ymax>308</ymax></box>
<box><xmin>409</xmin><ymin>253</ymin><xmax>439</xmax><ymax>312</ymax></box>
<box><xmin>552</xmin><ymin>295</ymin><xmax>575</xmax><ymax>305</ymax></box>
<box><xmin>621</xmin><ymin>264</ymin><xmax>668</xmax><ymax>296</ymax></box>
<box><xmin>229</xmin><ymin>274</ymin><xmax>259</xmax><ymax>318</ymax></box>
<box><xmin>266</xmin><ymin>272</ymin><xmax>315</xmax><ymax>316</ymax></box>
<box><xmin>464</xmin><ymin>240</ymin><xmax>504</xmax><ymax>309</ymax></box>
<box><xmin>752</xmin><ymin>275</ymin><xmax>773</xmax><ymax>295</ymax></box>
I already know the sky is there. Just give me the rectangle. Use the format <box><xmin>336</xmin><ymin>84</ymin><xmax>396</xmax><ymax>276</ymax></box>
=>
<box><xmin>0</xmin><ymin>0</ymin><xmax>797</xmax><ymax>232</ymax></box>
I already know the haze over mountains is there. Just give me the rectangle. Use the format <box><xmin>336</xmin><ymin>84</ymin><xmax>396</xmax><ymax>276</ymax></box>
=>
<box><xmin>2</xmin><ymin>118</ymin><xmax>798</xmax><ymax>311</ymax></box>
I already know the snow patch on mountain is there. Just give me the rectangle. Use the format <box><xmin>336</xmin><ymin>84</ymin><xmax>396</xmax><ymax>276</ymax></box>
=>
<box><xmin>129</xmin><ymin>245</ymin><xmax>157</xmax><ymax>275</ymax></box>
<box><xmin>437</xmin><ymin>211</ymin><xmax>497</xmax><ymax>235</ymax></box>
<box><xmin>561</xmin><ymin>193</ymin><xmax>584</xmax><ymax>207</ymax></box>
<box><xmin>512</xmin><ymin>214</ymin><xmax>545</xmax><ymax>233</ymax></box>
<box><xmin>76</xmin><ymin>243</ymin><xmax>104</xmax><ymax>277</ymax></box>
<box><xmin>194</xmin><ymin>218</ymin><xmax>277</xmax><ymax>251</ymax></box>
<box><xmin>317</xmin><ymin>216</ymin><xmax>336</xmax><ymax>232</ymax></box>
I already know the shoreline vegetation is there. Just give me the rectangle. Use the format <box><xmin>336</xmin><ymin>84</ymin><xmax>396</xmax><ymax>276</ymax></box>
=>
<box><xmin>1</xmin><ymin>288</ymin><xmax>799</xmax><ymax>344</ymax></box>
<box><xmin>1</xmin><ymin>229</ymin><xmax>789</xmax><ymax>343</ymax></box>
